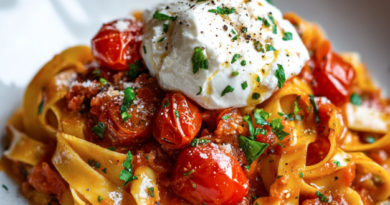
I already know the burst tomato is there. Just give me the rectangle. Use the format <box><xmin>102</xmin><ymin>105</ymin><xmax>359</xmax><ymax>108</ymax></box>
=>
<box><xmin>313</xmin><ymin>40</ymin><xmax>355</xmax><ymax>105</ymax></box>
<box><xmin>172</xmin><ymin>143</ymin><xmax>249</xmax><ymax>205</ymax></box>
<box><xmin>153</xmin><ymin>93</ymin><xmax>202</xmax><ymax>149</ymax></box>
<box><xmin>91</xmin><ymin>19</ymin><xmax>143</xmax><ymax>70</ymax></box>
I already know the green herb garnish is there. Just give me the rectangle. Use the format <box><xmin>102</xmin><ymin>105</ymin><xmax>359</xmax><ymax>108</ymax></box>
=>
<box><xmin>163</xmin><ymin>24</ymin><xmax>169</xmax><ymax>32</ymax></box>
<box><xmin>98</xmin><ymin>196</ymin><xmax>103</xmax><ymax>202</ymax></box>
<box><xmin>162</xmin><ymin>98</ymin><xmax>170</xmax><ymax>108</ymax></box>
<box><xmin>275</xmin><ymin>64</ymin><xmax>286</xmax><ymax>88</ymax></box>
<box><xmin>208</xmin><ymin>6</ymin><xmax>235</xmax><ymax>15</ymax></box>
<box><xmin>121</xmin><ymin>87</ymin><xmax>135</xmax><ymax>122</ymax></box>
<box><xmin>231</xmin><ymin>54</ymin><xmax>242</xmax><ymax>64</ymax></box>
<box><xmin>241</xmin><ymin>60</ymin><xmax>247</xmax><ymax>66</ymax></box>
<box><xmin>153</xmin><ymin>11</ymin><xmax>177</xmax><ymax>21</ymax></box>
<box><xmin>252</xmin><ymin>93</ymin><xmax>260</xmax><ymax>100</ymax></box>
<box><xmin>315</xmin><ymin>191</ymin><xmax>329</xmax><ymax>202</ymax></box>
<box><xmin>38</xmin><ymin>99</ymin><xmax>44</xmax><ymax>115</ymax></box>
<box><xmin>271</xmin><ymin>118</ymin><xmax>289</xmax><ymax>140</ymax></box>
<box><xmin>241</xmin><ymin>82</ymin><xmax>248</xmax><ymax>90</ymax></box>
<box><xmin>239</xmin><ymin>136</ymin><xmax>269</xmax><ymax>165</ymax></box>
<box><xmin>283</xmin><ymin>32</ymin><xmax>293</xmax><ymax>41</ymax></box>
<box><xmin>196</xmin><ymin>86</ymin><xmax>203</xmax><ymax>95</ymax></box>
<box><xmin>120</xmin><ymin>151</ymin><xmax>137</xmax><ymax>186</ymax></box>
<box><xmin>92</xmin><ymin>122</ymin><xmax>106</xmax><ymax>139</ymax></box>
<box><xmin>350</xmin><ymin>93</ymin><xmax>362</xmax><ymax>106</ymax></box>
<box><xmin>192</xmin><ymin>47</ymin><xmax>208</xmax><ymax>74</ymax></box>
<box><xmin>221</xmin><ymin>85</ymin><xmax>234</xmax><ymax>97</ymax></box>
<box><xmin>191</xmin><ymin>139</ymin><xmax>210</xmax><ymax>147</ymax></box>
<box><xmin>309</xmin><ymin>95</ymin><xmax>321</xmax><ymax>124</ymax></box>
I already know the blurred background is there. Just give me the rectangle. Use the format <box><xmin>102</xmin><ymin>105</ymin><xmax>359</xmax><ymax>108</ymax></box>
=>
<box><xmin>0</xmin><ymin>0</ymin><xmax>390</xmax><ymax>202</ymax></box>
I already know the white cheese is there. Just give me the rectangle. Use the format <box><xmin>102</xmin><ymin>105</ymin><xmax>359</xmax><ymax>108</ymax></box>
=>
<box><xmin>142</xmin><ymin>0</ymin><xmax>309</xmax><ymax>109</ymax></box>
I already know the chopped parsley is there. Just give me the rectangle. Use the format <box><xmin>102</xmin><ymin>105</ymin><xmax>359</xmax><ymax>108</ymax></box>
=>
<box><xmin>120</xmin><ymin>87</ymin><xmax>135</xmax><ymax>122</ymax></box>
<box><xmin>243</xmin><ymin>115</ymin><xmax>255</xmax><ymax>138</ymax></box>
<box><xmin>175</xmin><ymin>110</ymin><xmax>180</xmax><ymax>119</ymax></box>
<box><xmin>2</xmin><ymin>184</ymin><xmax>8</xmax><ymax>191</ymax></box>
<box><xmin>266</xmin><ymin>44</ymin><xmax>276</xmax><ymax>51</ymax></box>
<box><xmin>98</xmin><ymin>196</ymin><xmax>103</xmax><ymax>202</ymax></box>
<box><xmin>163</xmin><ymin>24</ymin><xmax>169</xmax><ymax>32</ymax></box>
<box><xmin>239</xmin><ymin>136</ymin><xmax>269</xmax><ymax>165</ymax></box>
<box><xmin>241</xmin><ymin>27</ymin><xmax>248</xmax><ymax>33</ymax></box>
<box><xmin>99</xmin><ymin>78</ymin><xmax>108</xmax><ymax>85</ymax></box>
<box><xmin>153</xmin><ymin>11</ymin><xmax>177</xmax><ymax>21</ymax></box>
<box><xmin>92</xmin><ymin>122</ymin><xmax>106</xmax><ymax>139</ymax></box>
<box><xmin>278</xmin><ymin>112</ymin><xmax>303</xmax><ymax>121</ymax></box>
<box><xmin>157</xmin><ymin>37</ymin><xmax>165</xmax><ymax>43</ymax></box>
<box><xmin>275</xmin><ymin>64</ymin><xmax>286</xmax><ymax>88</ymax></box>
<box><xmin>102</xmin><ymin>168</ymin><xmax>107</xmax><ymax>173</ymax></box>
<box><xmin>183</xmin><ymin>169</ymin><xmax>194</xmax><ymax>176</ymax></box>
<box><xmin>299</xmin><ymin>172</ymin><xmax>304</xmax><ymax>178</ymax></box>
<box><xmin>365</xmin><ymin>136</ymin><xmax>377</xmax><ymax>144</ymax></box>
<box><xmin>143</xmin><ymin>45</ymin><xmax>147</xmax><ymax>54</ymax></box>
<box><xmin>283</xmin><ymin>32</ymin><xmax>293</xmax><ymax>41</ymax></box>
<box><xmin>192</xmin><ymin>47</ymin><xmax>208</xmax><ymax>74</ymax></box>
<box><xmin>294</xmin><ymin>96</ymin><xmax>302</xmax><ymax>114</ymax></box>
<box><xmin>252</xmin><ymin>93</ymin><xmax>261</xmax><ymax>100</ymax></box>
<box><xmin>309</xmin><ymin>95</ymin><xmax>321</xmax><ymax>124</ymax></box>
<box><xmin>263</xmin><ymin>18</ymin><xmax>271</xmax><ymax>27</ymax></box>
<box><xmin>254</xmin><ymin>41</ymin><xmax>265</xmax><ymax>53</ymax></box>
<box><xmin>128</xmin><ymin>60</ymin><xmax>143</xmax><ymax>78</ymax></box>
<box><xmin>272</xmin><ymin>24</ymin><xmax>277</xmax><ymax>34</ymax></box>
<box><xmin>120</xmin><ymin>151</ymin><xmax>137</xmax><ymax>186</ymax></box>
<box><xmin>245</xmin><ymin>165</ymin><xmax>250</xmax><ymax>171</ymax></box>
<box><xmin>196</xmin><ymin>86</ymin><xmax>203</xmax><ymax>95</ymax></box>
<box><xmin>257</xmin><ymin>17</ymin><xmax>263</xmax><ymax>21</ymax></box>
<box><xmin>92</xmin><ymin>69</ymin><xmax>101</xmax><ymax>76</ymax></box>
<box><xmin>241</xmin><ymin>60</ymin><xmax>247</xmax><ymax>66</ymax></box>
<box><xmin>162</xmin><ymin>98</ymin><xmax>170</xmax><ymax>108</ymax></box>
<box><xmin>315</xmin><ymin>191</ymin><xmax>329</xmax><ymax>202</ymax></box>
<box><xmin>192</xmin><ymin>183</ymin><xmax>196</xmax><ymax>188</ymax></box>
<box><xmin>241</xmin><ymin>82</ymin><xmax>248</xmax><ymax>90</ymax></box>
<box><xmin>191</xmin><ymin>139</ymin><xmax>210</xmax><ymax>147</ymax></box>
<box><xmin>257</xmin><ymin>76</ymin><xmax>261</xmax><ymax>83</ymax></box>
<box><xmin>221</xmin><ymin>85</ymin><xmax>234</xmax><ymax>97</ymax></box>
<box><xmin>222</xmin><ymin>115</ymin><xmax>230</xmax><ymax>120</ymax></box>
<box><xmin>149</xmin><ymin>187</ymin><xmax>155</xmax><ymax>197</ymax></box>
<box><xmin>350</xmin><ymin>93</ymin><xmax>362</xmax><ymax>106</ymax></box>
<box><xmin>38</xmin><ymin>99</ymin><xmax>44</xmax><ymax>115</ymax></box>
<box><xmin>196</xmin><ymin>0</ymin><xmax>206</xmax><ymax>2</ymax></box>
<box><xmin>232</xmin><ymin>34</ymin><xmax>240</xmax><ymax>41</ymax></box>
<box><xmin>231</xmin><ymin>54</ymin><xmax>242</xmax><ymax>64</ymax></box>
<box><xmin>232</xmin><ymin>71</ymin><xmax>239</xmax><ymax>76</ymax></box>
<box><xmin>254</xmin><ymin>109</ymin><xmax>271</xmax><ymax>126</ymax></box>
<box><xmin>333</xmin><ymin>161</ymin><xmax>341</xmax><ymax>167</ymax></box>
<box><xmin>88</xmin><ymin>159</ymin><xmax>101</xmax><ymax>168</ymax></box>
<box><xmin>271</xmin><ymin>118</ymin><xmax>289</xmax><ymax>140</ymax></box>
<box><xmin>208</xmin><ymin>6</ymin><xmax>235</xmax><ymax>15</ymax></box>
<box><xmin>276</xmin><ymin>175</ymin><xmax>283</xmax><ymax>179</ymax></box>
<box><xmin>277</xmin><ymin>143</ymin><xmax>286</xmax><ymax>148</ymax></box>
<box><xmin>108</xmin><ymin>147</ymin><xmax>115</xmax><ymax>151</ymax></box>
<box><xmin>146</xmin><ymin>155</ymin><xmax>149</xmax><ymax>161</ymax></box>
<box><xmin>266</xmin><ymin>0</ymin><xmax>273</xmax><ymax>5</ymax></box>
<box><xmin>231</xmin><ymin>29</ymin><xmax>236</xmax><ymax>34</ymax></box>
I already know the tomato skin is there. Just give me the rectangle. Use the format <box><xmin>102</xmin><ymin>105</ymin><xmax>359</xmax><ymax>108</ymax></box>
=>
<box><xmin>172</xmin><ymin>143</ymin><xmax>249</xmax><ymax>205</ymax></box>
<box><xmin>91</xmin><ymin>19</ymin><xmax>143</xmax><ymax>70</ymax></box>
<box><xmin>313</xmin><ymin>40</ymin><xmax>355</xmax><ymax>105</ymax></box>
<box><xmin>153</xmin><ymin>93</ymin><xmax>202</xmax><ymax>149</ymax></box>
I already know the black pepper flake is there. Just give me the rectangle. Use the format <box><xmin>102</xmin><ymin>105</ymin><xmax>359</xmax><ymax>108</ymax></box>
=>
<box><xmin>334</xmin><ymin>176</ymin><xmax>338</xmax><ymax>180</ymax></box>
<box><xmin>223</xmin><ymin>25</ymin><xmax>228</xmax><ymax>31</ymax></box>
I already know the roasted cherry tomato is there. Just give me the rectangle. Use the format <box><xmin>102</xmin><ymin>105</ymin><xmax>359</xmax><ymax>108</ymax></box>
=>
<box><xmin>91</xmin><ymin>19</ymin><xmax>143</xmax><ymax>70</ymax></box>
<box><xmin>153</xmin><ymin>93</ymin><xmax>202</xmax><ymax>149</ymax></box>
<box><xmin>172</xmin><ymin>143</ymin><xmax>249</xmax><ymax>205</ymax></box>
<box><xmin>313</xmin><ymin>40</ymin><xmax>355</xmax><ymax>105</ymax></box>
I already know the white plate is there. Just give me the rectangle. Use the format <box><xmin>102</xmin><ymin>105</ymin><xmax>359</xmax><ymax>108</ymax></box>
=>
<box><xmin>1</xmin><ymin>0</ymin><xmax>389</xmax><ymax>203</ymax></box>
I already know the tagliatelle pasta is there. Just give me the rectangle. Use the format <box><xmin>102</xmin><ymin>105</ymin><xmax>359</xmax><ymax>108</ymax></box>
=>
<box><xmin>2</xmin><ymin>1</ymin><xmax>390</xmax><ymax>205</ymax></box>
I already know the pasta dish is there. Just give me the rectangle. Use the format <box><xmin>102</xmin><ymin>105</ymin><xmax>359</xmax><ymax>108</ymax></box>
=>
<box><xmin>2</xmin><ymin>0</ymin><xmax>390</xmax><ymax>204</ymax></box>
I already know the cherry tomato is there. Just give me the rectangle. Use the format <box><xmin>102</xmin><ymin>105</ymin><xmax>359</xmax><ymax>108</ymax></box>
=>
<box><xmin>172</xmin><ymin>143</ymin><xmax>249</xmax><ymax>205</ymax></box>
<box><xmin>153</xmin><ymin>93</ymin><xmax>202</xmax><ymax>149</ymax></box>
<box><xmin>91</xmin><ymin>19</ymin><xmax>143</xmax><ymax>70</ymax></box>
<box><xmin>313</xmin><ymin>40</ymin><xmax>355</xmax><ymax>105</ymax></box>
<box><xmin>90</xmin><ymin>74</ymin><xmax>164</xmax><ymax>145</ymax></box>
